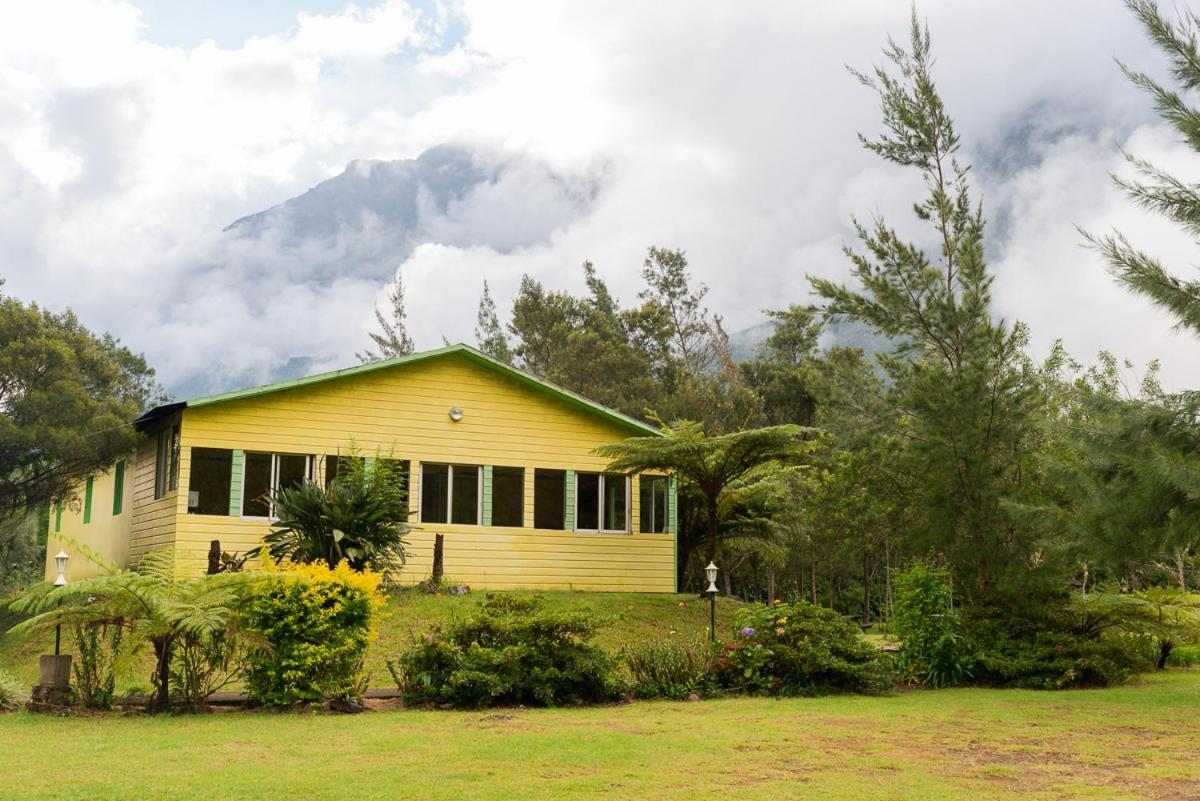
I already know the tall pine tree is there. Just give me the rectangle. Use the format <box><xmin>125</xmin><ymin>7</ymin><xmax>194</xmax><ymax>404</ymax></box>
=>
<box><xmin>474</xmin><ymin>280</ymin><xmax>512</xmax><ymax>363</ymax></box>
<box><xmin>809</xmin><ymin>13</ymin><xmax>1042</xmax><ymax>599</ymax></box>
<box><xmin>358</xmin><ymin>271</ymin><xmax>415</xmax><ymax>363</ymax></box>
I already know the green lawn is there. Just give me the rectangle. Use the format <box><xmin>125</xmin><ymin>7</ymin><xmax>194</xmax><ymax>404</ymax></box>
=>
<box><xmin>1</xmin><ymin>590</ymin><xmax>746</xmax><ymax>689</ymax></box>
<box><xmin>1</xmin><ymin>670</ymin><xmax>1197</xmax><ymax>800</ymax></box>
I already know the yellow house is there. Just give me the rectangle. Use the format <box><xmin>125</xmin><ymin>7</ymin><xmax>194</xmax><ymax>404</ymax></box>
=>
<box><xmin>45</xmin><ymin>344</ymin><xmax>677</xmax><ymax>592</ymax></box>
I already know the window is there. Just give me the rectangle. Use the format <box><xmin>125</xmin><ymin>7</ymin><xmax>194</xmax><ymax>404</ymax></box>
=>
<box><xmin>491</xmin><ymin>467</ymin><xmax>524</xmax><ymax>527</ymax></box>
<box><xmin>639</xmin><ymin>475</ymin><xmax>669</xmax><ymax>533</ymax></box>
<box><xmin>154</xmin><ymin>424</ymin><xmax>180</xmax><ymax>499</ymax></box>
<box><xmin>112</xmin><ymin>460</ymin><xmax>125</xmax><ymax>516</ymax></box>
<box><xmin>241</xmin><ymin>452</ymin><xmax>313</xmax><ymax>518</ymax></box>
<box><xmin>534</xmin><ymin>469</ymin><xmax>565</xmax><ymax>529</ymax></box>
<box><xmin>421</xmin><ymin>464</ymin><xmax>480</xmax><ymax>525</ymax></box>
<box><xmin>575</xmin><ymin>472</ymin><xmax>629</xmax><ymax>533</ymax></box>
<box><xmin>323</xmin><ymin>454</ymin><xmax>363</xmax><ymax>488</ymax></box>
<box><xmin>188</xmin><ymin>448</ymin><xmax>232</xmax><ymax>515</ymax></box>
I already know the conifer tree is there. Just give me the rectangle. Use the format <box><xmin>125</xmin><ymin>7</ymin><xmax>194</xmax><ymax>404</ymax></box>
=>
<box><xmin>358</xmin><ymin>271</ymin><xmax>415</xmax><ymax>363</ymax></box>
<box><xmin>474</xmin><ymin>280</ymin><xmax>512</xmax><ymax>363</ymax></box>
<box><xmin>809</xmin><ymin>13</ymin><xmax>1041</xmax><ymax>599</ymax></box>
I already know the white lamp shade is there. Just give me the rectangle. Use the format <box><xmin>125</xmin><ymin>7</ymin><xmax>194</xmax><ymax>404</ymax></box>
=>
<box><xmin>705</xmin><ymin>561</ymin><xmax>718</xmax><ymax>593</ymax></box>
<box><xmin>54</xmin><ymin>550</ymin><xmax>68</xmax><ymax>586</ymax></box>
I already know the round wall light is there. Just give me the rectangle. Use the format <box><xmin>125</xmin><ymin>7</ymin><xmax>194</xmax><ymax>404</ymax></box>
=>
<box><xmin>449</xmin><ymin>406</ymin><xmax>464</xmax><ymax>421</ymax></box>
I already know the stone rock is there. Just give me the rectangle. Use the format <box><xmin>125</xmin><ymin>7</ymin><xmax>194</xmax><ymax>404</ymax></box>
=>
<box><xmin>447</xmin><ymin>584</ymin><xmax>471</xmax><ymax>596</ymax></box>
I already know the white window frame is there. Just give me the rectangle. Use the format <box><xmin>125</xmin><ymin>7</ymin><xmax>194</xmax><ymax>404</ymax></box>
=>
<box><xmin>574</xmin><ymin>472</ymin><xmax>630</xmax><ymax>534</ymax></box>
<box><xmin>154</xmin><ymin>424</ymin><xmax>180</xmax><ymax>500</ymax></box>
<box><xmin>418</xmin><ymin>463</ymin><xmax>482</xmax><ymax>526</ymax></box>
<box><xmin>640</xmin><ymin>474</ymin><xmax>669</xmax><ymax>534</ymax></box>
<box><xmin>240</xmin><ymin>452</ymin><xmax>313</xmax><ymax>520</ymax></box>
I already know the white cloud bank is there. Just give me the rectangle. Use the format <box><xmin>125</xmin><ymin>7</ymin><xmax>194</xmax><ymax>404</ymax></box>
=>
<box><xmin>1</xmin><ymin>0</ymin><xmax>1198</xmax><ymax>395</ymax></box>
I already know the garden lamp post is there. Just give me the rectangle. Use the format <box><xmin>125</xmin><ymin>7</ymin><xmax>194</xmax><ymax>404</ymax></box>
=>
<box><xmin>705</xmin><ymin>561</ymin><xmax>719</xmax><ymax>643</ymax></box>
<box><xmin>53</xmin><ymin>550</ymin><xmax>68</xmax><ymax>656</ymax></box>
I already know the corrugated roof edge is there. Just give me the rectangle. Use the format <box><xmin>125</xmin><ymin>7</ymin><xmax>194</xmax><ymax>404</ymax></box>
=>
<box><xmin>141</xmin><ymin>344</ymin><xmax>664</xmax><ymax>438</ymax></box>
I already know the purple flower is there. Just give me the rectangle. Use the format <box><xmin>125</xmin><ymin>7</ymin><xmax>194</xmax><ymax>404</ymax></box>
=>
<box><xmin>740</xmin><ymin>626</ymin><xmax>756</xmax><ymax>638</ymax></box>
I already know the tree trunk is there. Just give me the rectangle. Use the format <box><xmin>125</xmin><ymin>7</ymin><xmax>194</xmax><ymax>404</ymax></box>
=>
<box><xmin>862</xmin><ymin>550</ymin><xmax>871</xmax><ymax>627</ymax></box>
<box><xmin>810</xmin><ymin>560</ymin><xmax>817</xmax><ymax>605</ymax></box>
<box><xmin>767</xmin><ymin>565</ymin><xmax>776</xmax><ymax>603</ymax></box>
<box><xmin>704</xmin><ymin>496</ymin><xmax>719</xmax><ymax>565</ymax></box>
<box><xmin>723</xmin><ymin>564</ymin><xmax>733</xmax><ymax>597</ymax></box>
<box><xmin>152</xmin><ymin>638</ymin><xmax>171</xmax><ymax>713</ymax></box>
<box><xmin>431</xmin><ymin>533</ymin><xmax>445</xmax><ymax>584</ymax></box>
<box><xmin>1158</xmin><ymin>641</ymin><xmax>1173</xmax><ymax>671</ymax></box>
<box><xmin>207</xmin><ymin>540</ymin><xmax>221</xmax><ymax>575</ymax></box>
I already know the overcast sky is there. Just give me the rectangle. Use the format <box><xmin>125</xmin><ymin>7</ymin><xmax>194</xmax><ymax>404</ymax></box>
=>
<box><xmin>3</xmin><ymin>0</ymin><xmax>1200</xmax><ymax>397</ymax></box>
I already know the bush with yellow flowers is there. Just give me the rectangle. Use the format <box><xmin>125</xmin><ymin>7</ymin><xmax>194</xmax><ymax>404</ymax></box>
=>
<box><xmin>241</xmin><ymin>554</ymin><xmax>385</xmax><ymax>707</ymax></box>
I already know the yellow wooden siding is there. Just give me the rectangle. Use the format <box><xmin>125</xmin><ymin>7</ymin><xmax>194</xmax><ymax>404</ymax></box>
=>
<box><xmin>172</xmin><ymin>354</ymin><xmax>674</xmax><ymax>591</ymax></box>
<box><xmin>43</xmin><ymin>459</ymin><xmax>133</xmax><ymax>581</ymax></box>
<box><xmin>129</xmin><ymin>420</ymin><xmax>179</xmax><ymax>562</ymax></box>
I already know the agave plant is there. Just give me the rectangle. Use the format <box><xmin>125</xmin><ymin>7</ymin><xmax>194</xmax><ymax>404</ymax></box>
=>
<box><xmin>10</xmin><ymin>550</ymin><xmax>267</xmax><ymax>711</ymax></box>
<box><xmin>255</xmin><ymin>452</ymin><xmax>410</xmax><ymax>573</ymax></box>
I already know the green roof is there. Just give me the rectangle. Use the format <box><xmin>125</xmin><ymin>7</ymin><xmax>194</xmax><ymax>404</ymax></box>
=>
<box><xmin>169</xmin><ymin>344</ymin><xmax>662</xmax><ymax>437</ymax></box>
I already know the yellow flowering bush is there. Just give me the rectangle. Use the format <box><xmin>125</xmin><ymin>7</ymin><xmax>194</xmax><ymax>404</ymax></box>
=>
<box><xmin>242</xmin><ymin>555</ymin><xmax>386</xmax><ymax>706</ymax></box>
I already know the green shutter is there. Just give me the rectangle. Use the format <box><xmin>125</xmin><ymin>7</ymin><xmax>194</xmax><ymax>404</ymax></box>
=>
<box><xmin>112</xmin><ymin>460</ymin><xmax>125</xmax><ymax>515</ymax></box>
<box><xmin>482</xmin><ymin>465</ymin><xmax>493</xmax><ymax>526</ymax></box>
<box><xmin>83</xmin><ymin>476</ymin><xmax>94</xmax><ymax>524</ymax></box>
<box><xmin>564</xmin><ymin>469</ymin><xmax>575</xmax><ymax>530</ymax></box>
<box><xmin>54</xmin><ymin>503</ymin><xmax>62</xmax><ymax>533</ymax></box>
<box><xmin>229</xmin><ymin>449</ymin><xmax>244</xmax><ymax>516</ymax></box>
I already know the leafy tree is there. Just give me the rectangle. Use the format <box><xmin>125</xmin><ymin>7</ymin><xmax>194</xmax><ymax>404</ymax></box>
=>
<box><xmin>509</xmin><ymin>264</ymin><xmax>660</xmax><ymax>419</ymax></box>
<box><xmin>1070</xmin><ymin>0</ymin><xmax>1200</xmax><ymax>591</ymax></box>
<box><xmin>0</xmin><ymin>285</ymin><xmax>160</xmax><ymax>516</ymax></box>
<box><xmin>11</xmin><ymin>550</ymin><xmax>266</xmax><ymax>711</ymax></box>
<box><xmin>741</xmin><ymin>305</ymin><xmax>823</xmax><ymax>426</ymax></box>
<box><xmin>809</xmin><ymin>15</ymin><xmax>1042</xmax><ymax>599</ymax></box>
<box><xmin>0</xmin><ymin>508</ymin><xmax>46</xmax><ymax>590</ymax></box>
<box><xmin>1070</xmin><ymin>589</ymin><xmax>1200</xmax><ymax>670</ymax></box>
<box><xmin>255</xmin><ymin>453</ymin><xmax>410</xmax><ymax>574</ymax></box>
<box><xmin>358</xmin><ymin>271</ymin><xmax>415</xmax><ymax>362</ymax></box>
<box><xmin>474</xmin><ymin>280</ymin><xmax>512</xmax><ymax>362</ymax></box>
<box><xmin>597</xmin><ymin>421</ymin><xmax>808</xmax><ymax>565</ymax></box>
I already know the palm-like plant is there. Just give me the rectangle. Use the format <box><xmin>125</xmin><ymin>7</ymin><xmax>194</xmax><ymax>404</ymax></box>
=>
<box><xmin>1070</xmin><ymin>589</ymin><xmax>1200</xmax><ymax>669</ymax></box>
<box><xmin>10</xmin><ymin>550</ymin><xmax>266</xmax><ymax>711</ymax></box>
<box><xmin>255</xmin><ymin>453</ymin><xmax>410</xmax><ymax>573</ymax></box>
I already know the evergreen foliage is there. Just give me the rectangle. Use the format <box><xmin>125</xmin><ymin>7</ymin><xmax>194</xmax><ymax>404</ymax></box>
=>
<box><xmin>474</xmin><ymin>280</ymin><xmax>512</xmax><ymax>362</ymax></box>
<box><xmin>809</xmin><ymin>13</ymin><xmax>1042</xmax><ymax>600</ymax></box>
<box><xmin>358</xmin><ymin>271</ymin><xmax>415</xmax><ymax>362</ymax></box>
<box><xmin>0</xmin><ymin>283</ymin><xmax>160</xmax><ymax>515</ymax></box>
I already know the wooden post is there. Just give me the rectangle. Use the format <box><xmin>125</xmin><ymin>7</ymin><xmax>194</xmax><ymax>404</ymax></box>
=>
<box><xmin>431</xmin><ymin>533</ymin><xmax>444</xmax><ymax>584</ymax></box>
<box><xmin>207</xmin><ymin>540</ymin><xmax>221</xmax><ymax>575</ymax></box>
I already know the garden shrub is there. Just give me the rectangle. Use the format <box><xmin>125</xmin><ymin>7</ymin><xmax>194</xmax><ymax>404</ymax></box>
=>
<box><xmin>1166</xmin><ymin>643</ymin><xmax>1200</xmax><ymax>667</ymax></box>
<box><xmin>391</xmin><ymin>594</ymin><xmax>620</xmax><ymax>708</ymax></box>
<box><xmin>73</xmin><ymin>622</ymin><xmax>122</xmax><ymax>710</ymax></box>
<box><xmin>0</xmin><ymin>668</ymin><xmax>26</xmax><ymax>711</ymax></box>
<box><xmin>965</xmin><ymin>603</ymin><xmax>1147</xmax><ymax>689</ymax></box>
<box><xmin>241</xmin><ymin>559</ymin><xmax>383</xmax><ymax>706</ymax></box>
<box><xmin>710</xmin><ymin>601</ymin><xmax>890</xmax><ymax>696</ymax></box>
<box><xmin>891</xmin><ymin>562</ymin><xmax>975</xmax><ymax>687</ymax></box>
<box><xmin>621</xmin><ymin>637</ymin><xmax>714</xmax><ymax>699</ymax></box>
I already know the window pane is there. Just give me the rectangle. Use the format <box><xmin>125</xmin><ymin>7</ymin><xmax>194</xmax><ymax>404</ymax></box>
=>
<box><xmin>576</xmin><ymin>472</ymin><xmax>600</xmax><ymax>530</ymax></box>
<box><xmin>421</xmin><ymin>464</ymin><xmax>448</xmax><ymax>523</ymax></box>
<box><xmin>277</xmin><ymin>454</ymin><xmax>310</xmax><ymax>492</ymax></box>
<box><xmin>324</xmin><ymin>455</ymin><xmax>340</xmax><ymax>489</ymax></box>
<box><xmin>451</xmin><ymin>465</ymin><xmax>479</xmax><ymax>525</ymax></box>
<box><xmin>242</xmin><ymin>452</ymin><xmax>272</xmax><ymax>517</ymax></box>
<box><xmin>492</xmin><ymin>467</ymin><xmax>523</xmax><ymax>527</ymax></box>
<box><xmin>534</xmin><ymin>470</ymin><xmax>565</xmax><ymax>529</ymax></box>
<box><xmin>640</xmin><ymin>476</ymin><xmax>668</xmax><ymax>533</ymax></box>
<box><xmin>188</xmin><ymin>448</ymin><xmax>232</xmax><ymax>516</ymax></box>
<box><xmin>603</xmin><ymin>474</ymin><xmax>627</xmax><ymax>531</ymax></box>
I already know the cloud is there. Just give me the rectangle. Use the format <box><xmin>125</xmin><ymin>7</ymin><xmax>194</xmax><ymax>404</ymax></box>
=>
<box><xmin>2</xmin><ymin>0</ymin><xmax>1197</xmax><ymax>399</ymax></box>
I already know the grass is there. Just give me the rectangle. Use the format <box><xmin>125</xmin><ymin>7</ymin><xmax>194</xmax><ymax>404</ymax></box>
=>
<box><xmin>0</xmin><ymin>670</ymin><xmax>1197</xmax><ymax>800</ymax></box>
<box><xmin>0</xmin><ymin>589</ymin><xmax>746</xmax><ymax>689</ymax></box>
